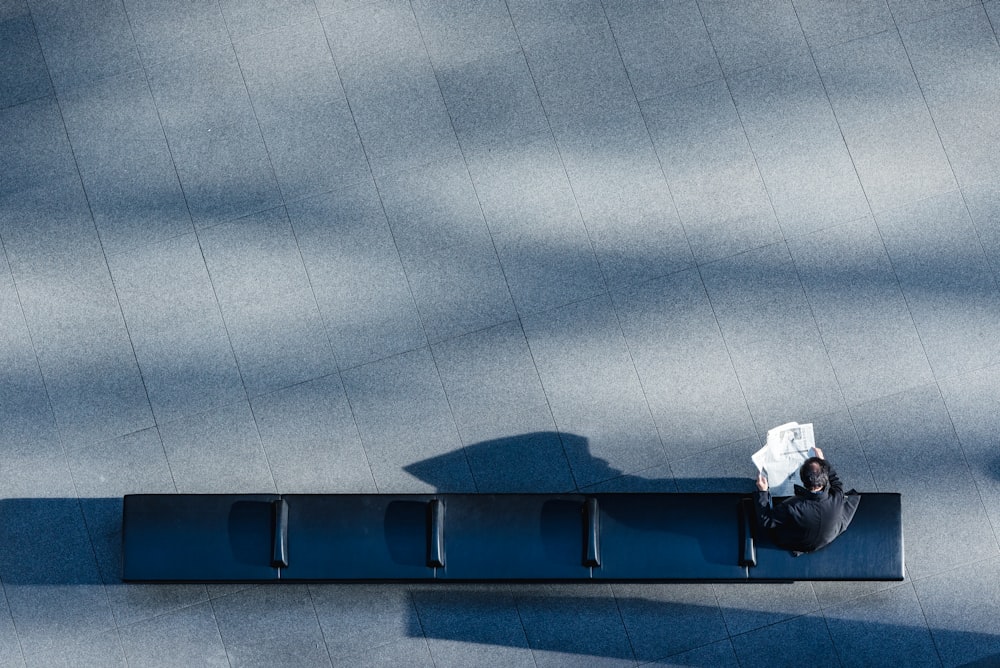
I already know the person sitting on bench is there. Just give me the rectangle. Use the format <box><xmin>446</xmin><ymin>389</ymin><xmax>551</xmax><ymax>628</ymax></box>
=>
<box><xmin>754</xmin><ymin>447</ymin><xmax>860</xmax><ymax>556</ymax></box>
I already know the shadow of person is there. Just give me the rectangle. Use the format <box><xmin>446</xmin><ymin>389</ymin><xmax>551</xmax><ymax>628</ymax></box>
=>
<box><xmin>403</xmin><ymin>431</ymin><xmax>747</xmax><ymax>494</ymax></box>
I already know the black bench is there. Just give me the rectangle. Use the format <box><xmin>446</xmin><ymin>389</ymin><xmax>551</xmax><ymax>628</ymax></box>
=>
<box><xmin>121</xmin><ymin>493</ymin><xmax>903</xmax><ymax>583</ymax></box>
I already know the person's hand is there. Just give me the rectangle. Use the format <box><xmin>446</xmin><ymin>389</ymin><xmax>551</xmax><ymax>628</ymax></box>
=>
<box><xmin>813</xmin><ymin>446</ymin><xmax>824</xmax><ymax>460</ymax></box>
<box><xmin>756</xmin><ymin>472</ymin><xmax>769</xmax><ymax>492</ymax></box>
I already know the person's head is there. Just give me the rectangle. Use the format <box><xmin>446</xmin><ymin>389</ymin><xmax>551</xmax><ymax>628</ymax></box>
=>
<box><xmin>799</xmin><ymin>457</ymin><xmax>830</xmax><ymax>491</ymax></box>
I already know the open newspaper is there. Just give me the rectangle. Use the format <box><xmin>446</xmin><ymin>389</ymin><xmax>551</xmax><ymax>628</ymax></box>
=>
<box><xmin>752</xmin><ymin>422</ymin><xmax>816</xmax><ymax>497</ymax></box>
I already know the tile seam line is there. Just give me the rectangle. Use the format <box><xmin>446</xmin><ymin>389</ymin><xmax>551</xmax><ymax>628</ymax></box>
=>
<box><xmin>407</xmin><ymin>0</ymin><xmax>523</xmax><ymax>495</ymax></box>
<box><xmin>316</xmin><ymin>10</ymin><xmax>427</xmax><ymax>495</ymax></box>
<box><xmin>686</xmin><ymin>0</ymin><xmax>772</xmax><ymax>445</ymax></box>
<box><xmin>205</xmin><ymin>594</ymin><xmax>235</xmax><ymax>668</ymax></box>
<box><xmin>303</xmin><ymin>581</ymin><xmax>338</xmax><ymax>667</ymax></box>
<box><xmin>0</xmin><ymin>247</ymin><xmax>31</xmax><ymax>668</ymax></box>
<box><xmin>887</xmin><ymin>12</ymin><xmax>1000</xmax><ymax>557</ymax></box>
<box><xmin>494</xmin><ymin>0</ymin><xmax>616</xmax><ymax>495</ymax></box>
<box><xmin>798</xmin><ymin>0</ymin><xmax>916</xmax><ymax>495</ymax></box>
<box><xmin>229</xmin><ymin>7</ymin><xmax>361</xmax><ymax>500</ymax></box>
<box><xmin>892</xmin><ymin>4</ymin><xmax>997</xmax><ymax>290</ymax></box>
<box><xmin>317</xmin><ymin>12</ymin><xmax>435</xmax><ymax>363</ymax></box>
<box><xmin>598</xmin><ymin>0</ymin><xmax>694</xmax><ymax>475</ymax></box>
<box><xmin>405</xmin><ymin>589</ymin><xmax>440</xmax><ymax>668</ymax></box>
<box><xmin>35</xmin><ymin>2</ymin><xmax>156</xmax><ymax>650</ymax></box>
<box><xmin>500</xmin><ymin>0</ymin><xmax>616</xmax><ymax>296</ymax></box>
<box><xmin>227</xmin><ymin>6</ymin><xmax>350</xmax><ymax>383</ymax></box>
<box><xmin>0</xmin><ymin>17</ymin><xmax>66</xmax><ymax>664</ymax></box>
<box><xmin>168</xmin><ymin>3</ymin><xmax>280</xmax><ymax>496</ymax></box>
<box><xmin>503</xmin><ymin>582</ymin><xmax>540</xmax><ymax>668</ymax></box>
<box><xmin>117</xmin><ymin>0</ymin><xmax>240</xmax><ymax>499</ymax></box>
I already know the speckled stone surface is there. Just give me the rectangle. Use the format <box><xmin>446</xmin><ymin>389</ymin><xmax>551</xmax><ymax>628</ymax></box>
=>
<box><xmin>1</xmin><ymin>1</ymin><xmax>999</xmax><ymax>664</ymax></box>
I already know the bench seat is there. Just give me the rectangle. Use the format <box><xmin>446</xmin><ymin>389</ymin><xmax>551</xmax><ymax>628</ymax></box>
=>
<box><xmin>121</xmin><ymin>492</ymin><xmax>903</xmax><ymax>583</ymax></box>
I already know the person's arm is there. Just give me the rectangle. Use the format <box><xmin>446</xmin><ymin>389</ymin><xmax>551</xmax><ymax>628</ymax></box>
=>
<box><xmin>754</xmin><ymin>473</ymin><xmax>786</xmax><ymax>528</ymax></box>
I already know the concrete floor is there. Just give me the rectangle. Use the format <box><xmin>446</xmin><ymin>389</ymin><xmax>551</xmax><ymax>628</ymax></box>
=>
<box><xmin>2</xmin><ymin>0</ymin><xmax>1000</xmax><ymax>665</ymax></box>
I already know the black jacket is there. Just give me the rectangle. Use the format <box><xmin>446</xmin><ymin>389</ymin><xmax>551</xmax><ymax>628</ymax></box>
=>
<box><xmin>754</xmin><ymin>465</ymin><xmax>860</xmax><ymax>555</ymax></box>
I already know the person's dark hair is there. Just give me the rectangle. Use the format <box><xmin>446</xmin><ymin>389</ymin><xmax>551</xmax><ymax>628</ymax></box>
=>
<box><xmin>800</xmin><ymin>457</ymin><xmax>830</xmax><ymax>490</ymax></box>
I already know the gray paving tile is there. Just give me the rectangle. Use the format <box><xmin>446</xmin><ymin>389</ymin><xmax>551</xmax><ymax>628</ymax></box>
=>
<box><xmin>432</xmin><ymin>321</ymin><xmax>575</xmax><ymax>492</ymax></box>
<box><xmin>939</xmin><ymin>364</ymin><xmax>1000</xmax><ymax>533</ymax></box>
<box><xmin>803</xmin><ymin>409</ymin><xmax>877</xmax><ymax>490</ymax></box>
<box><xmin>309</xmin><ymin>584</ymin><xmax>423</xmax><ymax>659</ymax></box>
<box><xmin>669</xmin><ymin>436</ymin><xmax>766</xmax><ymax>493</ymax></box>
<box><xmin>120</xmin><ymin>601</ymin><xmax>229</xmax><ymax>668</ymax></box>
<box><xmin>914</xmin><ymin>557</ymin><xmax>1000</xmax><ymax>668</ymax></box>
<box><xmin>109</xmin><ymin>233</ymin><xmax>243</xmax><ymax>424</ymax></box>
<box><xmin>17</xmin><ymin>248</ymin><xmax>154</xmax><ymax>445</ymax></box>
<box><xmin>823</xmin><ymin>583</ymin><xmax>940</xmax><ymax>667</ymax></box>
<box><xmin>556</xmin><ymin>113</ymin><xmax>694</xmax><ymax>288</ymax></box>
<box><xmin>218</xmin><ymin>0</ymin><xmax>318</xmax><ymax>39</ymax></box>
<box><xmin>0</xmin><ymin>96</ymin><xmax>102</xmax><ymax>271</ymax></box>
<box><xmin>643</xmin><ymin>639</ymin><xmax>739</xmax><ymax>667</ymax></box>
<box><xmin>0</xmin><ymin>496</ymin><xmax>117</xmax><ymax>660</ymax></box>
<box><xmin>66</xmin><ymin>428</ymin><xmax>210</xmax><ymax>627</ymax></box>
<box><xmin>813</xmin><ymin>29</ymin><xmax>956</xmax><ymax>212</ymax></box>
<box><xmin>341</xmin><ymin>347</ymin><xmax>475</xmax><ymax>492</ymax></box>
<box><xmin>437</xmin><ymin>47</ymin><xmax>548</xmax><ymax>151</ymax></box>
<box><xmin>412</xmin><ymin>0</ymin><xmax>547</xmax><ymax>150</ymax></box>
<box><xmin>580</xmin><ymin>461</ymin><xmax>676</xmax><ymax>493</ymax></box>
<box><xmin>377</xmin><ymin>159</ymin><xmax>516</xmax><ymax>342</ymax></box>
<box><xmin>522</xmin><ymin>294</ymin><xmax>666</xmax><ymax>488</ymax></box>
<box><xmin>0</xmin><ymin>588</ymin><xmax>23</xmax><ymax>667</ymax></box>
<box><xmin>146</xmin><ymin>44</ymin><xmax>281</xmax><ymax>228</ymax></box>
<box><xmin>0</xmin><ymin>0</ymin><xmax>51</xmax><ymax>108</ymax></box>
<box><xmin>699</xmin><ymin>0</ymin><xmax>810</xmax><ymax>77</ymax></box>
<box><xmin>286</xmin><ymin>184</ymin><xmax>426</xmax><ymax>369</ymax></box>
<box><xmin>643</xmin><ymin>78</ymin><xmax>782</xmax><ymax>264</ymax></box>
<box><xmin>212</xmin><ymin>585</ymin><xmax>331</xmax><ymax>667</ymax></box>
<box><xmin>158</xmin><ymin>399</ymin><xmax>276</xmax><ymax>493</ymax></box>
<box><xmin>962</xmin><ymin>179</ymin><xmax>1000</xmax><ymax>278</ymax></box>
<box><xmin>322</xmin><ymin>1</ymin><xmax>461</xmax><ymax>177</ymax></box>
<box><xmin>123</xmin><ymin>0</ymin><xmax>229</xmax><ymax>65</ymax></box>
<box><xmin>730</xmin><ymin>613</ymin><xmax>832</xmax><ymax>668</ymax></box>
<box><xmin>614</xmin><ymin>269</ymin><xmax>754</xmax><ymax>460</ymax></box>
<box><xmin>0</xmin><ymin>251</ymin><xmax>61</xmax><ymax>467</ymax></box>
<box><xmin>22</xmin><ymin>629</ymin><xmax>125</xmax><ymax>668</ymax></box>
<box><xmin>333</xmin><ymin>636</ymin><xmax>435</xmax><ymax>668</ymax></box>
<box><xmin>251</xmin><ymin>374</ymin><xmax>377</xmax><ymax>493</ymax></box>
<box><xmin>27</xmin><ymin>0</ymin><xmax>140</xmax><ymax>92</ymax></box>
<box><xmin>730</xmin><ymin>53</ymin><xmax>868</xmax><ymax>237</ymax></box>
<box><xmin>512</xmin><ymin>584</ymin><xmax>636</xmax><ymax>667</ymax></box>
<box><xmin>517</xmin><ymin>19</ymin><xmax>637</xmax><ymax>133</ymax></box>
<box><xmin>506</xmin><ymin>0</ymin><xmax>608</xmax><ymax>40</ymax></box>
<box><xmin>887</xmin><ymin>0</ymin><xmax>978</xmax><ymax>25</ymax></box>
<box><xmin>788</xmin><ymin>216</ymin><xmax>934</xmax><ymax>404</ymax></box>
<box><xmin>700</xmin><ymin>243</ymin><xmax>845</xmax><ymax>430</ymax></box>
<box><xmin>900</xmin><ymin>6</ymin><xmax>1000</xmax><ymax>189</ymax></box>
<box><xmin>466</xmin><ymin>131</ymin><xmax>606</xmax><ymax>314</ymax></box>
<box><xmin>852</xmin><ymin>384</ymin><xmax>999</xmax><ymax>580</ymax></box>
<box><xmin>411</xmin><ymin>0</ymin><xmax>522</xmax><ymax>63</ymax></box>
<box><xmin>604</xmin><ymin>0</ymin><xmax>721</xmax><ymax>102</ymax></box>
<box><xmin>811</xmin><ymin>574</ymin><xmax>911</xmax><ymax>612</ymax></box>
<box><xmin>612</xmin><ymin>583</ymin><xmax>728</xmax><ymax>663</ymax></box>
<box><xmin>792</xmin><ymin>0</ymin><xmax>893</xmax><ymax>51</ymax></box>
<box><xmin>59</xmin><ymin>70</ymin><xmax>193</xmax><ymax>257</ymax></box>
<box><xmin>713</xmin><ymin>581</ymin><xmax>819</xmax><ymax>636</ymax></box>
<box><xmin>411</xmin><ymin>585</ymin><xmax>534</xmax><ymax>667</ymax></box>
<box><xmin>876</xmin><ymin>191</ymin><xmax>1000</xmax><ymax>378</ymax></box>
<box><xmin>235</xmin><ymin>20</ymin><xmax>370</xmax><ymax>203</ymax></box>
<box><xmin>200</xmin><ymin>207</ymin><xmax>335</xmax><ymax>396</ymax></box>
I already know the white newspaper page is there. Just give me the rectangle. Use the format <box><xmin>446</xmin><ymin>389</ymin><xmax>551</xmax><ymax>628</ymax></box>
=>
<box><xmin>751</xmin><ymin>422</ymin><xmax>816</xmax><ymax>497</ymax></box>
